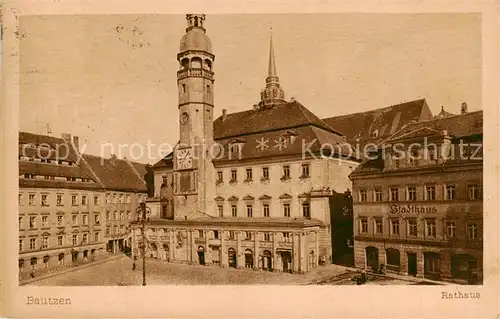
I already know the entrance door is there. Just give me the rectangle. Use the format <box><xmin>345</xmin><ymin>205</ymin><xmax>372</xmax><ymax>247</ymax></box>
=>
<box><xmin>282</xmin><ymin>252</ymin><xmax>292</xmax><ymax>273</ymax></box>
<box><xmin>407</xmin><ymin>252</ymin><xmax>417</xmax><ymax>276</ymax></box>
<box><xmin>262</xmin><ymin>250</ymin><xmax>272</xmax><ymax>271</ymax></box>
<box><xmin>365</xmin><ymin>247</ymin><xmax>379</xmax><ymax>271</ymax></box>
<box><xmin>198</xmin><ymin>251</ymin><xmax>205</xmax><ymax>265</ymax></box>
<box><xmin>228</xmin><ymin>248</ymin><xmax>236</xmax><ymax>268</ymax></box>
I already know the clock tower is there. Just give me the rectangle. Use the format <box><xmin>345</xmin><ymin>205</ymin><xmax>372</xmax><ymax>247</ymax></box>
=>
<box><xmin>173</xmin><ymin>14</ymin><xmax>216</xmax><ymax>219</ymax></box>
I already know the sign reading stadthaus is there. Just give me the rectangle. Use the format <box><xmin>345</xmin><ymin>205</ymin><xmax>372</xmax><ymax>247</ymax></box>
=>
<box><xmin>389</xmin><ymin>204</ymin><xmax>438</xmax><ymax>214</ymax></box>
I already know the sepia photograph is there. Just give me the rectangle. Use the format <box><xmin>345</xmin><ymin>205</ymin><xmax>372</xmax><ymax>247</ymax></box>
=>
<box><xmin>1</xmin><ymin>1</ymin><xmax>499</xmax><ymax>318</ymax></box>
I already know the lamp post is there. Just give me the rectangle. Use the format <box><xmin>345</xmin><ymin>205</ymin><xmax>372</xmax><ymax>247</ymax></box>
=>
<box><xmin>136</xmin><ymin>202</ymin><xmax>151</xmax><ymax>286</ymax></box>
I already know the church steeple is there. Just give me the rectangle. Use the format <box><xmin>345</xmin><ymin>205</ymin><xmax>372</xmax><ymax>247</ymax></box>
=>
<box><xmin>259</xmin><ymin>28</ymin><xmax>286</xmax><ymax>108</ymax></box>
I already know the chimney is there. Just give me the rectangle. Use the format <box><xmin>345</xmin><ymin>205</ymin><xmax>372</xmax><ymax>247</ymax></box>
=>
<box><xmin>72</xmin><ymin>136</ymin><xmax>80</xmax><ymax>152</ymax></box>
<box><xmin>290</xmin><ymin>96</ymin><xmax>295</xmax><ymax>102</ymax></box>
<box><xmin>222</xmin><ymin>109</ymin><xmax>227</xmax><ymax>121</ymax></box>
<box><xmin>461</xmin><ymin>102</ymin><xmax>468</xmax><ymax>114</ymax></box>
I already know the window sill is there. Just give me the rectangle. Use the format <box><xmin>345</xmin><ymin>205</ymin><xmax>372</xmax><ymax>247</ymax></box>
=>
<box><xmin>280</xmin><ymin>177</ymin><xmax>291</xmax><ymax>182</ymax></box>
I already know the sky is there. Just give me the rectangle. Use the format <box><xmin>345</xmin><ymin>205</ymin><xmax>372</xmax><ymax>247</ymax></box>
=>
<box><xmin>19</xmin><ymin>13</ymin><xmax>482</xmax><ymax>164</ymax></box>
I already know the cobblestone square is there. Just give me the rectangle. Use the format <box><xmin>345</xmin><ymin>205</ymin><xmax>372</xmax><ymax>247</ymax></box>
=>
<box><xmin>29</xmin><ymin>256</ymin><xmax>430</xmax><ymax>286</ymax></box>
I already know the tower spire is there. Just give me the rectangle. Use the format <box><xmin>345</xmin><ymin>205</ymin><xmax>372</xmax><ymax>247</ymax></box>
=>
<box><xmin>268</xmin><ymin>27</ymin><xmax>277</xmax><ymax>78</ymax></box>
<box><xmin>259</xmin><ymin>27</ymin><xmax>286</xmax><ymax>108</ymax></box>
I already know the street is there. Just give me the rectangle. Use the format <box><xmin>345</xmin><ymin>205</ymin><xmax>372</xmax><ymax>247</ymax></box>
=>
<box><xmin>29</xmin><ymin>255</ymin><xmax>431</xmax><ymax>286</ymax></box>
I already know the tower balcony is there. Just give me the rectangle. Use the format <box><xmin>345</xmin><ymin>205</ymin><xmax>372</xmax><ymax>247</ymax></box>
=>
<box><xmin>177</xmin><ymin>68</ymin><xmax>214</xmax><ymax>80</ymax></box>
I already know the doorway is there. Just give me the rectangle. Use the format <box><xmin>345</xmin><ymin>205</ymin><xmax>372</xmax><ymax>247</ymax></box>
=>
<box><xmin>282</xmin><ymin>251</ymin><xmax>292</xmax><ymax>273</ymax></box>
<box><xmin>198</xmin><ymin>246</ymin><xmax>205</xmax><ymax>265</ymax></box>
<box><xmin>407</xmin><ymin>252</ymin><xmax>417</xmax><ymax>276</ymax></box>
<box><xmin>228</xmin><ymin>248</ymin><xmax>237</xmax><ymax>268</ymax></box>
<box><xmin>365</xmin><ymin>246</ymin><xmax>379</xmax><ymax>271</ymax></box>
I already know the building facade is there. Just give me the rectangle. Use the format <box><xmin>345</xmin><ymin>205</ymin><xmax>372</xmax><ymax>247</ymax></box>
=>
<box><xmin>18</xmin><ymin>132</ymin><xmax>148</xmax><ymax>280</ymax></box>
<box><xmin>350</xmin><ymin>110</ymin><xmax>483</xmax><ymax>284</ymax></box>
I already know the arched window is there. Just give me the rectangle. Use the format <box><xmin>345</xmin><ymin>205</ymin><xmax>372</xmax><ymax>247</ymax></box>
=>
<box><xmin>386</xmin><ymin>248</ymin><xmax>400</xmax><ymax>269</ymax></box>
<box><xmin>181</xmin><ymin>58</ymin><xmax>189</xmax><ymax>70</ymax></box>
<box><xmin>191</xmin><ymin>57</ymin><xmax>202</xmax><ymax>69</ymax></box>
<box><xmin>204</xmin><ymin>59</ymin><xmax>212</xmax><ymax>70</ymax></box>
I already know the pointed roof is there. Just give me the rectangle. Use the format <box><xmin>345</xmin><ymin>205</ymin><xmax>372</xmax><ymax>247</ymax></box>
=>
<box><xmin>268</xmin><ymin>28</ymin><xmax>277</xmax><ymax>78</ymax></box>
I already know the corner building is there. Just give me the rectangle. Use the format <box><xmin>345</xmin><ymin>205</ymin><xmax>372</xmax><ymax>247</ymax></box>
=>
<box><xmin>133</xmin><ymin>14</ymin><xmax>361</xmax><ymax>273</ymax></box>
<box><xmin>350</xmin><ymin>110</ymin><xmax>483</xmax><ymax>284</ymax></box>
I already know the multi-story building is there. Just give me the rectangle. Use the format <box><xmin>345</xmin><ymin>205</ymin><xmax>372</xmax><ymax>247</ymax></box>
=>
<box><xmin>18</xmin><ymin>132</ymin><xmax>148</xmax><ymax>279</ymax></box>
<box><xmin>350</xmin><ymin>108</ymin><xmax>483</xmax><ymax>284</ymax></box>
<box><xmin>132</xmin><ymin>14</ymin><xmax>429</xmax><ymax>273</ymax></box>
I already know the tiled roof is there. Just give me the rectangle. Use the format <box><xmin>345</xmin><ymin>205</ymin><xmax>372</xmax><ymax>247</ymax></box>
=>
<box><xmin>213</xmin><ymin>100</ymin><xmax>342</xmax><ymax>139</ymax></box>
<box><xmin>387</xmin><ymin>110</ymin><xmax>483</xmax><ymax>141</ymax></box>
<box><xmin>82</xmin><ymin>154</ymin><xmax>148</xmax><ymax>192</ymax></box>
<box><xmin>19</xmin><ymin>179</ymin><xmax>103</xmax><ymax>190</ymax></box>
<box><xmin>19</xmin><ymin>161</ymin><xmax>95</xmax><ymax>179</ymax></box>
<box><xmin>322</xmin><ymin>99</ymin><xmax>432</xmax><ymax>145</ymax></box>
<box><xmin>139</xmin><ymin>217</ymin><xmax>324</xmax><ymax>228</ymax></box>
<box><xmin>152</xmin><ymin>151</ymin><xmax>173</xmax><ymax>169</ymax></box>
<box><xmin>350</xmin><ymin>110</ymin><xmax>483</xmax><ymax>176</ymax></box>
<box><xmin>19</xmin><ymin>132</ymin><xmax>76</xmax><ymax>162</ymax></box>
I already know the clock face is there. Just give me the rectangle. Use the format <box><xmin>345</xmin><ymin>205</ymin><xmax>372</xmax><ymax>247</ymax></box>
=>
<box><xmin>180</xmin><ymin>112</ymin><xmax>189</xmax><ymax>125</ymax></box>
<box><xmin>176</xmin><ymin>148</ymin><xmax>193</xmax><ymax>170</ymax></box>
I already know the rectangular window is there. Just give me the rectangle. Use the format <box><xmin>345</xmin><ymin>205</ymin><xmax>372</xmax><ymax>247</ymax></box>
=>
<box><xmin>389</xmin><ymin>188</ymin><xmax>399</xmax><ymax>202</ymax></box>
<box><xmin>30</xmin><ymin>238</ymin><xmax>36</xmax><ymax>250</ymax></box>
<box><xmin>407</xmin><ymin>186</ymin><xmax>417</xmax><ymax>201</ymax></box>
<box><xmin>426</xmin><ymin>185</ymin><xmax>436</xmax><ymax>200</ymax></box>
<box><xmin>72</xmin><ymin>215</ymin><xmax>78</xmax><ymax>226</ymax></box>
<box><xmin>231</xmin><ymin>205</ymin><xmax>237</xmax><ymax>217</ymax></box>
<box><xmin>106</xmin><ymin>227</ymin><xmax>110</xmax><ymax>235</ymax></box>
<box><xmin>126</xmin><ymin>195</ymin><xmax>131</xmax><ymax>203</ymax></box>
<box><xmin>120</xmin><ymin>212</ymin><xmax>124</xmax><ymax>220</ymax></box>
<box><xmin>42</xmin><ymin>237</ymin><xmax>48</xmax><ymax>249</ymax></box>
<box><xmin>467</xmin><ymin>221</ymin><xmax>479</xmax><ymax>239</ymax></box>
<box><xmin>264</xmin><ymin>233</ymin><xmax>270</xmax><ymax>241</ymax></box>
<box><xmin>94</xmin><ymin>195</ymin><xmax>100</xmax><ymax>205</ymax></box>
<box><xmin>360</xmin><ymin>218</ymin><xmax>368</xmax><ymax>233</ymax></box>
<box><xmin>119</xmin><ymin>194</ymin><xmax>124</xmax><ymax>203</ymax></box>
<box><xmin>283</xmin><ymin>203</ymin><xmax>290</xmax><ymax>217</ymax></box>
<box><xmin>246</xmin><ymin>232</ymin><xmax>252</xmax><ymax>240</ymax></box>
<box><xmin>19</xmin><ymin>216</ymin><xmax>23</xmax><ymax>229</ymax></box>
<box><xmin>425</xmin><ymin>219</ymin><xmax>436</xmax><ymax>237</ymax></box>
<box><xmin>374</xmin><ymin>188</ymin><xmax>383</xmax><ymax>202</ymax></box>
<box><xmin>302</xmin><ymin>202</ymin><xmax>310</xmax><ymax>218</ymax></box>
<box><xmin>263</xmin><ymin>204</ymin><xmax>270</xmax><ymax>217</ymax></box>
<box><xmin>56</xmin><ymin>194</ymin><xmax>63</xmax><ymax>206</ymax></box>
<box><xmin>57</xmin><ymin>215</ymin><xmax>64</xmax><ymax>226</ymax></box>
<box><xmin>72</xmin><ymin>195</ymin><xmax>78</xmax><ymax>206</ymax></box>
<box><xmin>29</xmin><ymin>216</ymin><xmax>36</xmax><ymax>229</ymax></box>
<box><xmin>468</xmin><ymin>184</ymin><xmax>478</xmax><ymax>200</ymax></box>
<box><xmin>72</xmin><ymin>234</ymin><xmax>78</xmax><ymax>245</ymax></box>
<box><xmin>94</xmin><ymin>232</ymin><xmax>99</xmax><ymax>242</ymax></box>
<box><xmin>390</xmin><ymin>219</ymin><xmax>400</xmax><ymax>236</ymax></box>
<box><xmin>446</xmin><ymin>221</ymin><xmax>456</xmax><ymax>238</ymax></box>
<box><xmin>282</xmin><ymin>165</ymin><xmax>290</xmax><ymax>179</ymax></box>
<box><xmin>41</xmin><ymin>216</ymin><xmax>48</xmax><ymax>228</ymax></box>
<box><xmin>245</xmin><ymin>168</ymin><xmax>253</xmax><ymax>181</ymax></box>
<box><xmin>374</xmin><ymin>218</ymin><xmax>383</xmax><ymax>234</ymax></box>
<box><xmin>29</xmin><ymin>194</ymin><xmax>35</xmax><ymax>206</ymax></box>
<box><xmin>127</xmin><ymin>211</ymin><xmax>131</xmax><ymax>220</ymax></box>
<box><xmin>81</xmin><ymin>195</ymin><xmax>88</xmax><ymax>205</ymax></box>
<box><xmin>359</xmin><ymin>190</ymin><xmax>367</xmax><ymax>202</ymax></box>
<box><xmin>407</xmin><ymin>219</ymin><xmax>417</xmax><ymax>236</ymax></box>
<box><xmin>120</xmin><ymin>225</ymin><xmax>124</xmax><ymax>233</ymax></box>
<box><xmin>19</xmin><ymin>193</ymin><xmax>23</xmax><ymax>205</ymax></box>
<box><xmin>217</xmin><ymin>205</ymin><xmax>223</xmax><ymax>217</ymax></box>
<box><xmin>217</xmin><ymin>171</ymin><xmax>223</xmax><ymax>183</ymax></box>
<box><xmin>58</xmin><ymin>235</ymin><xmax>63</xmax><ymax>246</ymax></box>
<box><xmin>19</xmin><ymin>239</ymin><xmax>23</xmax><ymax>251</ymax></box>
<box><xmin>95</xmin><ymin>213</ymin><xmax>100</xmax><ymax>225</ymax></box>
<box><xmin>246</xmin><ymin>205</ymin><xmax>253</xmax><ymax>217</ymax></box>
<box><xmin>213</xmin><ymin>230</ymin><xmax>219</xmax><ymax>239</ymax></box>
<box><xmin>230</xmin><ymin>169</ymin><xmax>237</xmax><ymax>182</ymax></box>
<box><xmin>82</xmin><ymin>214</ymin><xmax>88</xmax><ymax>226</ymax></box>
<box><xmin>301</xmin><ymin>163</ymin><xmax>310</xmax><ymax>177</ymax></box>
<box><xmin>41</xmin><ymin>194</ymin><xmax>49</xmax><ymax>206</ymax></box>
<box><xmin>262</xmin><ymin>167</ymin><xmax>269</xmax><ymax>180</ymax></box>
<box><xmin>106</xmin><ymin>211</ymin><xmax>110</xmax><ymax>220</ymax></box>
<box><xmin>445</xmin><ymin>185</ymin><xmax>456</xmax><ymax>200</ymax></box>
<box><xmin>106</xmin><ymin>194</ymin><xmax>111</xmax><ymax>204</ymax></box>
<box><xmin>113</xmin><ymin>212</ymin><xmax>117</xmax><ymax>220</ymax></box>
<box><xmin>228</xmin><ymin>231</ymin><xmax>235</xmax><ymax>240</ymax></box>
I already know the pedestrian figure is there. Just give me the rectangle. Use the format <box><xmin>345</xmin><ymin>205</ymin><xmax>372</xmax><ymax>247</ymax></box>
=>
<box><xmin>30</xmin><ymin>270</ymin><xmax>35</xmax><ymax>278</ymax></box>
<box><xmin>132</xmin><ymin>261</ymin><xmax>136</xmax><ymax>270</ymax></box>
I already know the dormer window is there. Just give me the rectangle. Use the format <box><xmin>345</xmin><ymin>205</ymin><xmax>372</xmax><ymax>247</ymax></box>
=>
<box><xmin>229</xmin><ymin>142</ymin><xmax>244</xmax><ymax>160</ymax></box>
<box><xmin>372</xmin><ymin>129</ymin><xmax>379</xmax><ymax>137</ymax></box>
